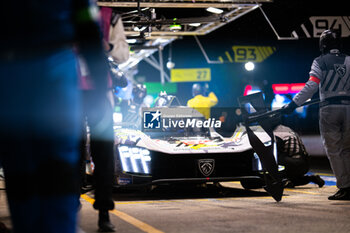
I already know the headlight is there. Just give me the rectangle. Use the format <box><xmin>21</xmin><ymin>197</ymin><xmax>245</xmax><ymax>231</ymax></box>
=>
<box><xmin>118</xmin><ymin>146</ymin><xmax>151</xmax><ymax>174</ymax></box>
<box><xmin>113</xmin><ymin>112</ymin><xmax>123</xmax><ymax>123</ymax></box>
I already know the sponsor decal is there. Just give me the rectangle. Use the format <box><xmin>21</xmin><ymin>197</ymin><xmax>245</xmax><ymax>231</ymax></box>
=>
<box><xmin>179</xmin><ymin>139</ymin><xmax>211</xmax><ymax>145</ymax></box>
<box><xmin>142</xmin><ymin>109</ymin><xmax>222</xmax><ymax>131</ymax></box>
<box><xmin>143</xmin><ymin>110</ymin><xmax>162</xmax><ymax>129</ymax></box>
<box><xmin>198</xmin><ymin>159</ymin><xmax>215</xmax><ymax>176</ymax></box>
<box><xmin>117</xmin><ymin>178</ymin><xmax>132</xmax><ymax>185</ymax></box>
<box><xmin>162</xmin><ymin>117</ymin><xmax>221</xmax><ymax>129</ymax></box>
<box><xmin>334</xmin><ymin>64</ymin><xmax>346</xmax><ymax>78</ymax></box>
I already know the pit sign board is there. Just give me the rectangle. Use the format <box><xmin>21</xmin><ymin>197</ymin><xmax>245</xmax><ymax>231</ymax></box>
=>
<box><xmin>171</xmin><ymin>68</ymin><xmax>211</xmax><ymax>82</ymax></box>
<box><xmin>232</xmin><ymin>46</ymin><xmax>276</xmax><ymax>63</ymax></box>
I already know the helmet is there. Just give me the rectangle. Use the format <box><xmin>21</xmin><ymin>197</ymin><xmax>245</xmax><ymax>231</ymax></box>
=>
<box><xmin>192</xmin><ymin>83</ymin><xmax>209</xmax><ymax>97</ymax></box>
<box><xmin>319</xmin><ymin>29</ymin><xmax>341</xmax><ymax>54</ymax></box>
<box><xmin>154</xmin><ymin>91</ymin><xmax>170</xmax><ymax>107</ymax></box>
<box><xmin>132</xmin><ymin>84</ymin><xmax>147</xmax><ymax>104</ymax></box>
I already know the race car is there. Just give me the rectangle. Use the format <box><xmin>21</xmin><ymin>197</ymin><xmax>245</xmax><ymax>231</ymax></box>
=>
<box><xmin>114</xmin><ymin>121</ymin><xmax>268</xmax><ymax>186</ymax></box>
<box><xmin>80</xmin><ymin>91</ymin><xmax>318</xmax><ymax>201</ymax></box>
<box><xmin>111</xmin><ymin>93</ymin><xmax>288</xmax><ymax>201</ymax></box>
<box><xmin>79</xmin><ymin>92</ymin><xmax>309</xmax><ymax>201</ymax></box>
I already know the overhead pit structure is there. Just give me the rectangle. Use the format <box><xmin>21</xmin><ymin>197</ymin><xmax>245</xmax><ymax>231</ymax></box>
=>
<box><xmin>97</xmin><ymin>0</ymin><xmax>273</xmax><ymax>80</ymax></box>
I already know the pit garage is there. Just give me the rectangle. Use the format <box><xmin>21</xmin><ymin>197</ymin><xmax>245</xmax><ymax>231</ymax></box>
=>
<box><xmin>1</xmin><ymin>0</ymin><xmax>350</xmax><ymax>232</ymax></box>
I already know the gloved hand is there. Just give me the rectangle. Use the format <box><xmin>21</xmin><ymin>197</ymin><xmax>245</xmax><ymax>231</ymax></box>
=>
<box><xmin>281</xmin><ymin>101</ymin><xmax>298</xmax><ymax>114</ymax></box>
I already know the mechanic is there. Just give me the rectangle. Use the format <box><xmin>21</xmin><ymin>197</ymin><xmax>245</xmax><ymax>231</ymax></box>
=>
<box><xmin>274</xmin><ymin>125</ymin><xmax>325</xmax><ymax>188</ymax></box>
<box><xmin>78</xmin><ymin>6</ymin><xmax>129</xmax><ymax>232</ymax></box>
<box><xmin>187</xmin><ymin>83</ymin><xmax>218</xmax><ymax>119</ymax></box>
<box><xmin>0</xmin><ymin>0</ymin><xmax>109</xmax><ymax>232</ymax></box>
<box><xmin>282</xmin><ymin>29</ymin><xmax>350</xmax><ymax>200</ymax></box>
<box><xmin>119</xmin><ymin>83</ymin><xmax>147</xmax><ymax>126</ymax></box>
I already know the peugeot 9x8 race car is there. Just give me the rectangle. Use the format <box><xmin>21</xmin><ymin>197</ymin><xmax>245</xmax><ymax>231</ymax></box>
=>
<box><xmin>82</xmin><ymin>92</ymin><xmax>300</xmax><ymax>201</ymax></box>
<box><xmin>111</xmin><ymin>93</ymin><xmax>287</xmax><ymax>198</ymax></box>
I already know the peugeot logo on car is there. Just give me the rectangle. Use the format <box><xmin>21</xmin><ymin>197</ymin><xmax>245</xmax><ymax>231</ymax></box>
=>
<box><xmin>198</xmin><ymin>159</ymin><xmax>215</xmax><ymax>177</ymax></box>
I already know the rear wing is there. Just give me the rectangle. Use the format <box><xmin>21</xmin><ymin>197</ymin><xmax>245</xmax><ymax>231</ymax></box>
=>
<box><xmin>238</xmin><ymin>92</ymin><xmax>283</xmax><ymax>202</ymax></box>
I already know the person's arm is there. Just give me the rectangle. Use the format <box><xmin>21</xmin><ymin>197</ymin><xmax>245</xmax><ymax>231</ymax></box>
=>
<box><xmin>293</xmin><ymin>59</ymin><xmax>322</xmax><ymax>106</ymax></box>
<box><xmin>187</xmin><ymin>97</ymin><xmax>195</xmax><ymax>107</ymax></box>
<box><xmin>208</xmin><ymin>92</ymin><xmax>218</xmax><ymax>107</ymax></box>
<box><xmin>282</xmin><ymin>59</ymin><xmax>321</xmax><ymax>114</ymax></box>
<box><xmin>292</xmin><ymin>79</ymin><xmax>319</xmax><ymax>106</ymax></box>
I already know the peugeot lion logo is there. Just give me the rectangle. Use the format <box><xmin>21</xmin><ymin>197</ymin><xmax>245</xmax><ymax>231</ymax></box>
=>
<box><xmin>334</xmin><ymin>64</ymin><xmax>346</xmax><ymax>78</ymax></box>
<box><xmin>198</xmin><ymin>159</ymin><xmax>215</xmax><ymax>177</ymax></box>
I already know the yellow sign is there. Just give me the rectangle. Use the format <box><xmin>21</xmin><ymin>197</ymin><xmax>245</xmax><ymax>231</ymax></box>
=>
<box><xmin>232</xmin><ymin>46</ymin><xmax>276</xmax><ymax>63</ymax></box>
<box><xmin>171</xmin><ymin>68</ymin><xmax>211</xmax><ymax>82</ymax></box>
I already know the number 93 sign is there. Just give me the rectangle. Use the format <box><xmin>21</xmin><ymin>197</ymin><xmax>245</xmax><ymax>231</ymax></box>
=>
<box><xmin>232</xmin><ymin>46</ymin><xmax>276</xmax><ymax>63</ymax></box>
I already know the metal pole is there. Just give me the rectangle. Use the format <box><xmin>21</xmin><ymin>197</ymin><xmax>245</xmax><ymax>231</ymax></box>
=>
<box><xmin>194</xmin><ymin>36</ymin><xmax>223</xmax><ymax>64</ymax></box>
<box><xmin>158</xmin><ymin>46</ymin><xmax>165</xmax><ymax>85</ymax></box>
<box><xmin>255</xmin><ymin>1</ymin><xmax>298</xmax><ymax>40</ymax></box>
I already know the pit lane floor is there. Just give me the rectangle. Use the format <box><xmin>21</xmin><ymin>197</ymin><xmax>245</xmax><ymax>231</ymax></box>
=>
<box><xmin>1</xmin><ymin>158</ymin><xmax>350</xmax><ymax>233</ymax></box>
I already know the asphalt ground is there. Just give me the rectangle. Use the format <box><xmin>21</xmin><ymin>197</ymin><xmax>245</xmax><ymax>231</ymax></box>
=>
<box><xmin>1</xmin><ymin>157</ymin><xmax>350</xmax><ymax>233</ymax></box>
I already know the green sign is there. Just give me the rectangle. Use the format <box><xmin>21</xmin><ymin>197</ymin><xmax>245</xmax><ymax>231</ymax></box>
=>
<box><xmin>144</xmin><ymin>82</ymin><xmax>177</xmax><ymax>95</ymax></box>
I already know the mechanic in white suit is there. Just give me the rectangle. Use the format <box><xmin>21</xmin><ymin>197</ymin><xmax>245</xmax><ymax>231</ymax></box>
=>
<box><xmin>282</xmin><ymin>29</ymin><xmax>350</xmax><ymax>200</ymax></box>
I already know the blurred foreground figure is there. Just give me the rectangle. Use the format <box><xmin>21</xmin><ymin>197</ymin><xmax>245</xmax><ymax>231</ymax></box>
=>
<box><xmin>0</xmin><ymin>1</ymin><xmax>109</xmax><ymax>232</ymax></box>
<box><xmin>282</xmin><ymin>29</ymin><xmax>350</xmax><ymax>200</ymax></box>
<box><xmin>79</xmin><ymin>7</ymin><xmax>129</xmax><ymax>232</ymax></box>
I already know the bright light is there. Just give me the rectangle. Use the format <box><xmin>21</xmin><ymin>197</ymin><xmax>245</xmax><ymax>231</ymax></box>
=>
<box><xmin>126</xmin><ymin>39</ymin><xmax>137</xmax><ymax>44</ymax></box>
<box><xmin>144</xmin><ymin>95</ymin><xmax>154</xmax><ymax>107</ymax></box>
<box><xmin>244</xmin><ymin>61</ymin><xmax>255</xmax><ymax>71</ymax></box>
<box><xmin>169</xmin><ymin>24</ymin><xmax>181</xmax><ymax>31</ymax></box>
<box><xmin>166</xmin><ymin>60</ymin><xmax>175</xmax><ymax>69</ymax></box>
<box><xmin>113</xmin><ymin>112</ymin><xmax>123</xmax><ymax>123</ymax></box>
<box><xmin>118</xmin><ymin>146</ymin><xmax>151</xmax><ymax>174</ymax></box>
<box><xmin>189</xmin><ymin>23</ymin><xmax>201</xmax><ymax>27</ymax></box>
<box><xmin>274</xmin><ymin>94</ymin><xmax>286</xmax><ymax>107</ymax></box>
<box><xmin>272</xmin><ymin>83</ymin><xmax>306</xmax><ymax>94</ymax></box>
<box><xmin>206</xmin><ymin>7</ymin><xmax>223</xmax><ymax>14</ymax></box>
<box><xmin>133</xmin><ymin>26</ymin><xmax>147</xmax><ymax>32</ymax></box>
